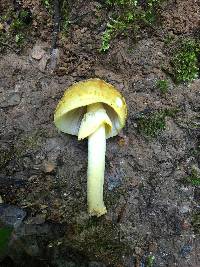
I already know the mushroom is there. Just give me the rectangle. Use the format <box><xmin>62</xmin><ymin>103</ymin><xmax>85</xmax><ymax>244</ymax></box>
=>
<box><xmin>54</xmin><ymin>78</ymin><xmax>127</xmax><ymax>217</ymax></box>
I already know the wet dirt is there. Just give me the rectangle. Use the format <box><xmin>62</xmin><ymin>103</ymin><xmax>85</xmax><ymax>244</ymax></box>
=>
<box><xmin>0</xmin><ymin>0</ymin><xmax>200</xmax><ymax>267</ymax></box>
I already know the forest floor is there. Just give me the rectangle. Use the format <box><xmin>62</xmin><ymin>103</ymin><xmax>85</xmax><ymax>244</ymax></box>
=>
<box><xmin>0</xmin><ymin>1</ymin><xmax>200</xmax><ymax>266</ymax></box>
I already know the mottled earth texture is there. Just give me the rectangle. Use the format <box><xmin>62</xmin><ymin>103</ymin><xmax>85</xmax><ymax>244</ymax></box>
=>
<box><xmin>0</xmin><ymin>0</ymin><xmax>200</xmax><ymax>267</ymax></box>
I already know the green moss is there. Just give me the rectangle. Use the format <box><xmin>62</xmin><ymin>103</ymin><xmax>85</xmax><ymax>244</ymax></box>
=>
<box><xmin>192</xmin><ymin>213</ymin><xmax>200</xmax><ymax>234</ymax></box>
<box><xmin>41</xmin><ymin>0</ymin><xmax>52</xmax><ymax>12</ymax></box>
<box><xmin>10</xmin><ymin>9</ymin><xmax>31</xmax><ymax>31</ymax></box>
<box><xmin>171</xmin><ymin>39</ymin><xmax>200</xmax><ymax>83</ymax></box>
<box><xmin>100</xmin><ymin>0</ymin><xmax>165</xmax><ymax>51</ymax></box>
<box><xmin>146</xmin><ymin>255</ymin><xmax>155</xmax><ymax>267</ymax></box>
<box><xmin>0</xmin><ymin>7</ymin><xmax>32</xmax><ymax>50</ymax></box>
<box><xmin>15</xmin><ymin>33</ymin><xmax>24</xmax><ymax>46</ymax></box>
<box><xmin>66</xmin><ymin>218</ymin><xmax>131</xmax><ymax>265</ymax></box>
<box><xmin>106</xmin><ymin>0</ymin><xmax>137</xmax><ymax>4</ymax></box>
<box><xmin>137</xmin><ymin>108</ymin><xmax>179</xmax><ymax>137</ymax></box>
<box><xmin>156</xmin><ymin>79</ymin><xmax>169</xmax><ymax>94</ymax></box>
<box><xmin>138</xmin><ymin>111</ymin><xmax>166</xmax><ymax>137</ymax></box>
<box><xmin>61</xmin><ymin>2</ymin><xmax>69</xmax><ymax>32</ymax></box>
<box><xmin>0</xmin><ymin>227</ymin><xmax>13</xmax><ymax>256</ymax></box>
<box><xmin>163</xmin><ymin>34</ymin><xmax>175</xmax><ymax>45</ymax></box>
<box><xmin>0</xmin><ymin>132</ymin><xmax>41</xmax><ymax>170</ymax></box>
<box><xmin>100</xmin><ymin>23</ymin><xmax>114</xmax><ymax>52</ymax></box>
<box><xmin>182</xmin><ymin>167</ymin><xmax>200</xmax><ymax>186</ymax></box>
<box><xmin>181</xmin><ymin>113</ymin><xmax>200</xmax><ymax>130</ymax></box>
<box><xmin>190</xmin><ymin>146</ymin><xmax>200</xmax><ymax>157</ymax></box>
<box><xmin>60</xmin><ymin>187</ymin><xmax>130</xmax><ymax>265</ymax></box>
<box><xmin>0</xmin><ymin>150</ymin><xmax>14</xmax><ymax>170</ymax></box>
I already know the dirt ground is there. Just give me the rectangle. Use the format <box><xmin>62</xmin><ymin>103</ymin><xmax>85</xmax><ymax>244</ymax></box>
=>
<box><xmin>0</xmin><ymin>1</ymin><xmax>200</xmax><ymax>266</ymax></box>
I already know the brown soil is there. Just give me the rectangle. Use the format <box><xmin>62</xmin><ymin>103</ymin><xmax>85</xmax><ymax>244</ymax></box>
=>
<box><xmin>0</xmin><ymin>1</ymin><xmax>200</xmax><ymax>267</ymax></box>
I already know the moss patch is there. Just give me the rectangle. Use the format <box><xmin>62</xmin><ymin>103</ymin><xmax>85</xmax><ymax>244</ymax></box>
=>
<box><xmin>65</xmin><ymin>218</ymin><xmax>131</xmax><ymax>266</ymax></box>
<box><xmin>100</xmin><ymin>0</ymin><xmax>165</xmax><ymax>52</ymax></box>
<box><xmin>0</xmin><ymin>7</ymin><xmax>32</xmax><ymax>51</ymax></box>
<box><xmin>41</xmin><ymin>0</ymin><xmax>52</xmax><ymax>12</ymax></box>
<box><xmin>0</xmin><ymin>227</ymin><xmax>13</xmax><ymax>256</ymax></box>
<box><xmin>137</xmin><ymin>108</ymin><xmax>179</xmax><ymax>137</ymax></box>
<box><xmin>192</xmin><ymin>213</ymin><xmax>200</xmax><ymax>234</ymax></box>
<box><xmin>156</xmin><ymin>79</ymin><xmax>169</xmax><ymax>95</ymax></box>
<box><xmin>171</xmin><ymin>39</ymin><xmax>200</xmax><ymax>83</ymax></box>
<box><xmin>182</xmin><ymin>167</ymin><xmax>200</xmax><ymax>186</ymax></box>
<box><xmin>146</xmin><ymin>254</ymin><xmax>155</xmax><ymax>267</ymax></box>
<box><xmin>60</xmin><ymin>0</ymin><xmax>70</xmax><ymax>34</ymax></box>
<box><xmin>0</xmin><ymin>132</ymin><xmax>41</xmax><ymax>170</ymax></box>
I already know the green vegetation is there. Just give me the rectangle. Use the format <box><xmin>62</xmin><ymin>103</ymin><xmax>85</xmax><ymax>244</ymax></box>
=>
<box><xmin>15</xmin><ymin>33</ymin><xmax>24</xmax><ymax>45</ymax></box>
<box><xmin>101</xmin><ymin>23</ymin><xmax>114</xmax><ymax>52</ymax></box>
<box><xmin>189</xmin><ymin>163</ymin><xmax>200</xmax><ymax>236</ymax></box>
<box><xmin>106</xmin><ymin>0</ymin><xmax>137</xmax><ymax>4</ymax></box>
<box><xmin>0</xmin><ymin>149</ymin><xmax>14</xmax><ymax>171</ymax></box>
<box><xmin>60</xmin><ymin>0</ymin><xmax>70</xmax><ymax>34</ymax></box>
<box><xmin>0</xmin><ymin>132</ymin><xmax>41</xmax><ymax>170</ymax></box>
<box><xmin>100</xmin><ymin>0</ymin><xmax>164</xmax><ymax>52</ymax></box>
<box><xmin>137</xmin><ymin>111</ymin><xmax>166</xmax><ymax>137</ymax></box>
<box><xmin>10</xmin><ymin>9</ymin><xmax>32</xmax><ymax>31</ymax></box>
<box><xmin>65</xmin><ymin>217</ymin><xmax>131</xmax><ymax>265</ymax></box>
<box><xmin>156</xmin><ymin>79</ymin><xmax>169</xmax><ymax>94</ymax></box>
<box><xmin>171</xmin><ymin>39</ymin><xmax>200</xmax><ymax>83</ymax></box>
<box><xmin>182</xmin><ymin>167</ymin><xmax>200</xmax><ymax>186</ymax></box>
<box><xmin>146</xmin><ymin>254</ymin><xmax>155</xmax><ymax>267</ymax></box>
<box><xmin>41</xmin><ymin>0</ymin><xmax>69</xmax><ymax>33</ymax></box>
<box><xmin>192</xmin><ymin>213</ymin><xmax>200</xmax><ymax>234</ymax></box>
<box><xmin>163</xmin><ymin>33</ymin><xmax>174</xmax><ymax>45</ymax></box>
<box><xmin>0</xmin><ymin>227</ymin><xmax>13</xmax><ymax>256</ymax></box>
<box><xmin>137</xmin><ymin>108</ymin><xmax>179</xmax><ymax>137</ymax></box>
<box><xmin>190</xmin><ymin>145</ymin><xmax>200</xmax><ymax>157</ymax></box>
<box><xmin>41</xmin><ymin>0</ymin><xmax>52</xmax><ymax>12</ymax></box>
<box><xmin>0</xmin><ymin>8</ymin><xmax>32</xmax><ymax>49</ymax></box>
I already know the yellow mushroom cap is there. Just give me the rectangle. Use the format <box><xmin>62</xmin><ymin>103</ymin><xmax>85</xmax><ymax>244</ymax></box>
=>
<box><xmin>54</xmin><ymin>78</ymin><xmax>127</xmax><ymax>138</ymax></box>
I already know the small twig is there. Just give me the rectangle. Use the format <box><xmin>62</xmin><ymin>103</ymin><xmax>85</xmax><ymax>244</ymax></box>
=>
<box><xmin>51</xmin><ymin>0</ymin><xmax>60</xmax><ymax>50</ymax></box>
<box><xmin>50</xmin><ymin>0</ymin><xmax>60</xmax><ymax>71</ymax></box>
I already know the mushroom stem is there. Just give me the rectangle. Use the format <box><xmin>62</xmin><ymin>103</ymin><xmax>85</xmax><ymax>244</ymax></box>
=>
<box><xmin>87</xmin><ymin>106</ymin><xmax>107</xmax><ymax>217</ymax></box>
